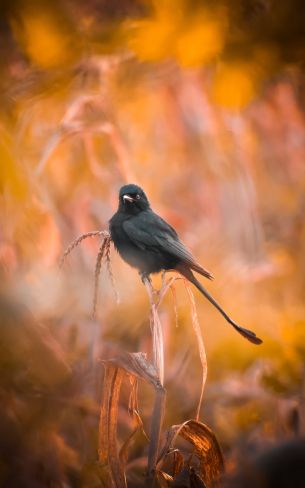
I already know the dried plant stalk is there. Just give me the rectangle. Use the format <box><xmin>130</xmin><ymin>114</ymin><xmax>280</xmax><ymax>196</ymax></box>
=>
<box><xmin>107</xmin><ymin>352</ymin><xmax>166</xmax><ymax>486</ymax></box>
<box><xmin>156</xmin><ymin>274</ymin><xmax>180</xmax><ymax>330</ymax></box>
<box><xmin>156</xmin><ymin>275</ymin><xmax>180</xmax><ymax>309</ymax></box>
<box><xmin>120</xmin><ymin>379</ymin><xmax>141</xmax><ymax>467</ymax></box>
<box><xmin>147</xmin><ymin>385</ymin><xmax>166</xmax><ymax>485</ymax></box>
<box><xmin>184</xmin><ymin>281</ymin><xmax>207</xmax><ymax>421</ymax></box>
<box><xmin>59</xmin><ymin>230</ymin><xmax>109</xmax><ymax>268</ymax></box>
<box><xmin>98</xmin><ymin>364</ymin><xmax>126</xmax><ymax>488</ymax></box>
<box><xmin>92</xmin><ymin>237</ymin><xmax>110</xmax><ymax>319</ymax></box>
<box><xmin>143</xmin><ymin>277</ymin><xmax>164</xmax><ymax>386</ymax></box>
<box><xmin>170</xmin><ymin>283</ymin><xmax>179</xmax><ymax>328</ymax></box>
<box><xmin>60</xmin><ymin>230</ymin><xmax>118</xmax><ymax>318</ymax></box>
<box><xmin>61</xmin><ymin>234</ymin><xmax>213</xmax><ymax>484</ymax></box>
<box><xmin>105</xmin><ymin>237</ymin><xmax>120</xmax><ymax>304</ymax></box>
<box><xmin>143</xmin><ymin>274</ymin><xmax>180</xmax><ymax>387</ymax></box>
<box><xmin>142</xmin><ymin>275</ymin><xmax>184</xmax><ymax>484</ymax></box>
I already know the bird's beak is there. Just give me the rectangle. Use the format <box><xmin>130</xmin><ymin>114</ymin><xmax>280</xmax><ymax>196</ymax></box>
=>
<box><xmin>123</xmin><ymin>195</ymin><xmax>134</xmax><ymax>203</ymax></box>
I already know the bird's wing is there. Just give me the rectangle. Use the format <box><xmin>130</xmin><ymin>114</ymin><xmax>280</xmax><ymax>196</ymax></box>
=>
<box><xmin>123</xmin><ymin>212</ymin><xmax>213</xmax><ymax>279</ymax></box>
<box><xmin>122</xmin><ymin>212</ymin><xmax>176</xmax><ymax>249</ymax></box>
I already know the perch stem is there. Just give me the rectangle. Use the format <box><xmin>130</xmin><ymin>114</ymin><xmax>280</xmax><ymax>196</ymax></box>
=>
<box><xmin>143</xmin><ymin>277</ymin><xmax>164</xmax><ymax>386</ymax></box>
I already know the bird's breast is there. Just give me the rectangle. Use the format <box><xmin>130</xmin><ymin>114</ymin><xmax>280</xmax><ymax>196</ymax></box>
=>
<box><xmin>109</xmin><ymin>212</ymin><xmax>179</xmax><ymax>275</ymax></box>
<box><xmin>109</xmin><ymin>216</ymin><xmax>142</xmax><ymax>268</ymax></box>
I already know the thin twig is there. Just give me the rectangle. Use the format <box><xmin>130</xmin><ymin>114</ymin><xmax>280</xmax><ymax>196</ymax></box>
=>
<box><xmin>147</xmin><ymin>385</ymin><xmax>166</xmax><ymax>486</ymax></box>
<box><xmin>105</xmin><ymin>238</ymin><xmax>120</xmax><ymax>303</ymax></box>
<box><xmin>184</xmin><ymin>281</ymin><xmax>207</xmax><ymax>421</ymax></box>
<box><xmin>170</xmin><ymin>283</ymin><xmax>179</xmax><ymax>328</ymax></box>
<box><xmin>155</xmin><ymin>274</ymin><xmax>180</xmax><ymax>328</ymax></box>
<box><xmin>92</xmin><ymin>237</ymin><xmax>110</xmax><ymax>319</ymax></box>
<box><xmin>156</xmin><ymin>275</ymin><xmax>181</xmax><ymax>309</ymax></box>
<box><xmin>143</xmin><ymin>277</ymin><xmax>164</xmax><ymax>387</ymax></box>
<box><xmin>60</xmin><ymin>230</ymin><xmax>115</xmax><ymax>318</ymax></box>
<box><xmin>59</xmin><ymin>230</ymin><xmax>108</xmax><ymax>268</ymax></box>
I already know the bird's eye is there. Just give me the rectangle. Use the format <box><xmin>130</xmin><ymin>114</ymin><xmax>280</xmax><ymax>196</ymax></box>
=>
<box><xmin>135</xmin><ymin>194</ymin><xmax>141</xmax><ymax>200</ymax></box>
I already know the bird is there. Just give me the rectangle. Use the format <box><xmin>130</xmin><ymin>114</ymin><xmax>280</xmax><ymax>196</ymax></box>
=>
<box><xmin>109</xmin><ymin>184</ymin><xmax>262</xmax><ymax>345</ymax></box>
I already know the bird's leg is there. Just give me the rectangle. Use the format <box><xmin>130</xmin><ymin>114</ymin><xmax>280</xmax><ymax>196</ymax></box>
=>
<box><xmin>142</xmin><ymin>275</ymin><xmax>154</xmax><ymax>308</ymax></box>
<box><xmin>140</xmin><ymin>272</ymin><xmax>159</xmax><ymax>298</ymax></box>
<box><xmin>140</xmin><ymin>271</ymin><xmax>151</xmax><ymax>285</ymax></box>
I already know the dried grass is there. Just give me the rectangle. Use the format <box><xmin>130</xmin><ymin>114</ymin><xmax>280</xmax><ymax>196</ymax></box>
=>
<box><xmin>60</xmin><ymin>230</ymin><xmax>116</xmax><ymax>318</ymax></box>
<box><xmin>59</xmin><ymin>230</ymin><xmax>108</xmax><ymax>268</ymax></box>
<box><xmin>36</xmin><ymin>88</ymin><xmax>135</xmax><ymax>182</ymax></box>
<box><xmin>93</xmin><ymin>237</ymin><xmax>110</xmax><ymax>319</ymax></box>
<box><xmin>184</xmin><ymin>281</ymin><xmax>208</xmax><ymax>421</ymax></box>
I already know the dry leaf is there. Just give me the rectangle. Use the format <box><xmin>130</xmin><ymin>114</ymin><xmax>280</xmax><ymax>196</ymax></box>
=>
<box><xmin>159</xmin><ymin>420</ymin><xmax>224</xmax><ymax>488</ymax></box>
<box><xmin>98</xmin><ymin>364</ymin><xmax>126</xmax><ymax>488</ymax></box>
<box><xmin>99</xmin><ymin>353</ymin><xmax>166</xmax><ymax>485</ymax></box>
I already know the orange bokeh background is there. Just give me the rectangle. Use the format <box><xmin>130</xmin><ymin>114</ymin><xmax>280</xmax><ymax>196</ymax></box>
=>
<box><xmin>1</xmin><ymin>0</ymin><xmax>305</xmax><ymax>485</ymax></box>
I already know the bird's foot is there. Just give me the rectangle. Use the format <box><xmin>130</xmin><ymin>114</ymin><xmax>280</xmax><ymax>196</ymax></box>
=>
<box><xmin>140</xmin><ymin>271</ymin><xmax>150</xmax><ymax>285</ymax></box>
<box><xmin>140</xmin><ymin>272</ymin><xmax>159</xmax><ymax>298</ymax></box>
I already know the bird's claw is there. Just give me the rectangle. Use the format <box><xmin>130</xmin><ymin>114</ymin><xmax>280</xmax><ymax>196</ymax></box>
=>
<box><xmin>140</xmin><ymin>272</ymin><xmax>159</xmax><ymax>298</ymax></box>
<box><xmin>140</xmin><ymin>271</ymin><xmax>150</xmax><ymax>284</ymax></box>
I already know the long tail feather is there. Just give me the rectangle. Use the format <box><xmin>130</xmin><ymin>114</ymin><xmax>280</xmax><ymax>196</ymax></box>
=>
<box><xmin>177</xmin><ymin>266</ymin><xmax>262</xmax><ymax>345</ymax></box>
<box><xmin>191</xmin><ymin>262</ymin><xmax>214</xmax><ymax>280</ymax></box>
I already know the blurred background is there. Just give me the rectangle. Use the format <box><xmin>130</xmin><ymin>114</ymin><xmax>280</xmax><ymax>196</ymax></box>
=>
<box><xmin>1</xmin><ymin>0</ymin><xmax>305</xmax><ymax>486</ymax></box>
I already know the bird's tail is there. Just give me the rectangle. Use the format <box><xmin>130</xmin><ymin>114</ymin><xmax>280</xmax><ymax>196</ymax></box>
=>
<box><xmin>191</xmin><ymin>262</ymin><xmax>214</xmax><ymax>280</ymax></box>
<box><xmin>177</xmin><ymin>266</ymin><xmax>263</xmax><ymax>345</ymax></box>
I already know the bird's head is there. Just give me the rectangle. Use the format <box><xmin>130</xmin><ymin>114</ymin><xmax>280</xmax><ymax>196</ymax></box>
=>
<box><xmin>118</xmin><ymin>184</ymin><xmax>150</xmax><ymax>213</ymax></box>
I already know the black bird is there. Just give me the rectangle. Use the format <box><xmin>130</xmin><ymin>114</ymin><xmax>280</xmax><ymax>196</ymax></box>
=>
<box><xmin>109</xmin><ymin>184</ymin><xmax>262</xmax><ymax>345</ymax></box>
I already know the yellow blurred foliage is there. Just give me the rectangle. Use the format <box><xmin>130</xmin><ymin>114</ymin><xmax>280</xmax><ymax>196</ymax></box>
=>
<box><xmin>176</xmin><ymin>12</ymin><xmax>226</xmax><ymax>67</ymax></box>
<box><xmin>1</xmin><ymin>1</ymin><xmax>305</xmax><ymax>485</ymax></box>
<box><xmin>0</xmin><ymin>132</ymin><xmax>26</xmax><ymax>198</ymax></box>
<box><xmin>212</xmin><ymin>62</ymin><xmax>260</xmax><ymax>109</ymax></box>
<box><xmin>281</xmin><ymin>317</ymin><xmax>305</xmax><ymax>358</ymax></box>
<box><xmin>128</xmin><ymin>4</ymin><xmax>180</xmax><ymax>62</ymax></box>
<box><xmin>129</xmin><ymin>3</ymin><xmax>226</xmax><ymax>66</ymax></box>
<box><xmin>11</xmin><ymin>9</ymin><xmax>72</xmax><ymax>68</ymax></box>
